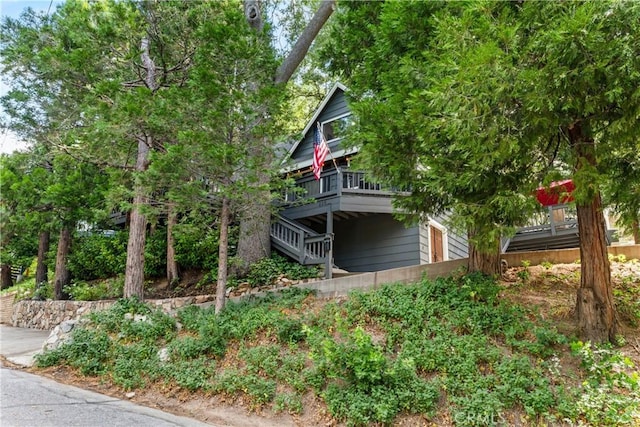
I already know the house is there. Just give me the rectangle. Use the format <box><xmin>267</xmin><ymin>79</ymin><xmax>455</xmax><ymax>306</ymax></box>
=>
<box><xmin>270</xmin><ymin>83</ymin><xmax>469</xmax><ymax>277</ymax></box>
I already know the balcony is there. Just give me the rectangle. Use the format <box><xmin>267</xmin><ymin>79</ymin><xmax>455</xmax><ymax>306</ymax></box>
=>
<box><xmin>284</xmin><ymin>168</ymin><xmax>400</xmax><ymax>204</ymax></box>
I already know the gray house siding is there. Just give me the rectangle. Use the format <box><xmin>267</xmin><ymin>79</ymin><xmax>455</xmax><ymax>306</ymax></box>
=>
<box><xmin>447</xmin><ymin>230</ymin><xmax>469</xmax><ymax>260</ymax></box>
<box><xmin>290</xmin><ymin>90</ymin><xmax>350</xmax><ymax>164</ymax></box>
<box><xmin>432</xmin><ymin>212</ymin><xmax>469</xmax><ymax>260</ymax></box>
<box><xmin>418</xmin><ymin>225</ymin><xmax>430</xmax><ymax>264</ymax></box>
<box><xmin>333</xmin><ymin>214</ymin><xmax>420</xmax><ymax>272</ymax></box>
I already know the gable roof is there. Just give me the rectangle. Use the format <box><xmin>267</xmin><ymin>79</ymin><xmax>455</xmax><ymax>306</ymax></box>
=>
<box><xmin>284</xmin><ymin>82</ymin><xmax>348</xmax><ymax>161</ymax></box>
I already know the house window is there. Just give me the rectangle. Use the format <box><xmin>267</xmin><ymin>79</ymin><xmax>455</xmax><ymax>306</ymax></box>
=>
<box><xmin>322</xmin><ymin>114</ymin><xmax>353</xmax><ymax>142</ymax></box>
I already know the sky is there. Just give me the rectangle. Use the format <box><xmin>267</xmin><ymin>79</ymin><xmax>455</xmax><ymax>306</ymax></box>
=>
<box><xmin>0</xmin><ymin>0</ymin><xmax>63</xmax><ymax>154</ymax></box>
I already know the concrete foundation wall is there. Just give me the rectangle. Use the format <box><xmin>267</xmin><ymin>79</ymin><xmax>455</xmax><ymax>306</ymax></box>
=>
<box><xmin>299</xmin><ymin>244</ymin><xmax>640</xmax><ymax>298</ymax></box>
<box><xmin>501</xmin><ymin>244</ymin><xmax>640</xmax><ymax>267</ymax></box>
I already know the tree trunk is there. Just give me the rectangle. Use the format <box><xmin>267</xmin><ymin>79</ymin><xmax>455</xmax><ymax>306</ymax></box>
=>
<box><xmin>467</xmin><ymin>237</ymin><xmax>501</xmax><ymax>276</ymax></box>
<box><xmin>0</xmin><ymin>264</ymin><xmax>12</xmax><ymax>290</ymax></box>
<box><xmin>569</xmin><ymin>122</ymin><xmax>618</xmax><ymax>343</ymax></box>
<box><xmin>124</xmin><ymin>37</ymin><xmax>156</xmax><ymax>299</ymax></box>
<box><xmin>236</xmin><ymin>0</ymin><xmax>336</xmax><ymax>273</ymax></box>
<box><xmin>632</xmin><ymin>219</ymin><xmax>639</xmax><ymax>244</ymax></box>
<box><xmin>124</xmin><ymin>137</ymin><xmax>150</xmax><ymax>299</ymax></box>
<box><xmin>36</xmin><ymin>231</ymin><xmax>50</xmax><ymax>285</ymax></box>
<box><xmin>215</xmin><ymin>197</ymin><xmax>231</xmax><ymax>314</ymax></box>
<box><xmin>575</xmin><ymin>194</ymin><xmax>618</xmax><ymax>343</ymax></box>
<box><xmin>235</xmin><ymin>156</ymin><xmax>272</xmax><ymax>275</ymax></box>
<box><xmin>54</xmin><ymin>226</ymin><xmax>72</xmax><ymax>300</ymax></box>
<box><xmin>166</xmin><ymin>202</ymin><xmax>179</xmax><ymax>287</ymax></box>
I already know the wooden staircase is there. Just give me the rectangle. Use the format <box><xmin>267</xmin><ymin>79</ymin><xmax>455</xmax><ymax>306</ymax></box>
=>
<box><xmin>270</xmin><ymin>215</ymin><xmax>334</xmax><ymax>278</ymax></box>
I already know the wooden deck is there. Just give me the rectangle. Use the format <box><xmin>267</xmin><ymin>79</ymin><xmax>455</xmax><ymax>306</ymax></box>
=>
<box><xmin>281</xmin><ymin>168</ymin><xmax>405</xmax><ymax>223</ymax></box>
<box><xmin>503</xmin><ymin>204</ymin><xmax>582</xmax><ymax>253</ymax></box>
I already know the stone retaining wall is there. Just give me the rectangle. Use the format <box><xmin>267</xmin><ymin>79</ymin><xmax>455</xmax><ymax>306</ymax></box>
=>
<box><xmin>11</xmin><ymin>294</ymin><xmax>215</xmax><ymax>330</ymax></box>
<box><xmin>1</xmin><ymin>292</ymin><xmax>16</xmax><ymax>324</ymax></box>
<box><xmin>7</xmin><ymin>244</ymin><xmax>639</xmax><ymax>330</ymax></box>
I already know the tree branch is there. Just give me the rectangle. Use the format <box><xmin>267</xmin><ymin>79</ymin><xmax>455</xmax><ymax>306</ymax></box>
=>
<box><xmin>275</xmin><ymin>0</ymin><xmax>335</xmax><ymax>84</ymax></box>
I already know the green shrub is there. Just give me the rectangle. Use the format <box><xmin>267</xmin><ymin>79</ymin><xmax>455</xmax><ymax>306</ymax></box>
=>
<box><xmin>568</xmin><ymin>341</ymin><xmax>640</xmax><ymax>425</ymax></box>
<box><xmin>173</xmin><ymin>222</ymin><xmax>230</xmax><ymax>272</ymax></box>
<box><xmin>64</xmin><ymin>276</ymin><xmax>124</xmax><ymax>301</ymax></box>
<box><xmin>111</xmin><ymin>342</ymin><xmax>160</xmax><ymax>390</ymax></box>
<box><xmin>36</xmin><ymin>327</ymin><xmax>112</xmax><ymax>376</ymax></box>
<box><xmin>89</xmin><ymin>297</ymin><xmax>176</xmax><ymax>342</ymax></box>
<box><xmin>67</xmin><ymin>231</ymin><xmax>128</xmax><ymax>280</ymax></box>
<box><xmin>613</xmin><ymin>273</ymin><xmax>640</xmax><ymax>327</ymax></box>
<box><xmin>246</xmin><ymin>254</ymin><xmax>318</xmax><ymax>287</ymax></box>
<box><xmin>144</xmin><ymin>227</ymin><xmax>167</xmax><ymax>278</ymax></box>
<box><xmin>310</xmin><ymin>326</ymin><xmax>439</xmax><ymax>425</ymax></box>
<box><xmin>168</xmin><ymin>357</ymin><xmax>216</xmax><ymax>391</ymax></box>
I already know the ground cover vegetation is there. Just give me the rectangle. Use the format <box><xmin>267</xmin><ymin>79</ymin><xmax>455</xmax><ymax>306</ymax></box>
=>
<box><xmin>34</xmin><ymin>263</ymin><xmax>640</xmax><ymax>427</ymax></box>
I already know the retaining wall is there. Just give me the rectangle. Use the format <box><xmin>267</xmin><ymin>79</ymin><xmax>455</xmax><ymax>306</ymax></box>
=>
<box><xmin>501</xmin><ymin>244</ymin><xmax>640</xmax><ymax>267</ymax></box>
<box><xmin>6</xmin><ymin>244</ymin><xmax>638</xmax><ymax>330</ymax></box>
<box><xmin>297</xmin><ymin>244</ymin><xmax>640</xmax><ymax>298</ymax></box>
<box><xmin>1</xmin><ymin>293</ymin><xmax>15</xmax><ymax>324</ymax></box>
<box><xmin>9</xmin><ymin>294</ymin><xmax>215</xmax><ymax>330</ymax></box>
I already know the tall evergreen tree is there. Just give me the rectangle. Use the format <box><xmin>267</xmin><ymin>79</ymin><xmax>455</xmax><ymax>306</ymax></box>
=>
<box><xmin>323</xmin><ymin>1</ymin><xmax>640</xmax><ymax>342</ymax></box>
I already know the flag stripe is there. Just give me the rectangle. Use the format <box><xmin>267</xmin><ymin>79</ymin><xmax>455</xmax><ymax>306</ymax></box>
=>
<box><xmin>313</xmin><ymin>125</ymin><xmax>329</xmax><ymax>180</ymax></box>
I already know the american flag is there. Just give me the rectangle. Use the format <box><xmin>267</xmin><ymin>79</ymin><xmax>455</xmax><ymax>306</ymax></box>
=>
<box><xmin>313</xmin><ymin>124</ymin><xmax>329</xmax><ymax>180</ymax></box>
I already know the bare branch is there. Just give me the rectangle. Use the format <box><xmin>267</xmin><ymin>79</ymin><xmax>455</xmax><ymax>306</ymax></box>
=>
<box><xmin>275</xmin><ymin>0</ymin><xmax>336</xmax><ymax>84</ymax></box>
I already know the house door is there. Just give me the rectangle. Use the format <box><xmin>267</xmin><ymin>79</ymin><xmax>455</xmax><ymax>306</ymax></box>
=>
<box><xmin>430</xmin><ymin>225</ymin><xmax>444</xmax><ymax>263</ymax></box>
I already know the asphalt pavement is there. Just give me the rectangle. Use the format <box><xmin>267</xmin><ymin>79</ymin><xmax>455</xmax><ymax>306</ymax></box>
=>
<box><xmin>0</xmin><ymin>325</ymin><xmax>214</xmax><ymax>426</ymax></box>
<box><xmin>0</xmin><ymin>324</ymin><xmax>50</xmax><ymax>367</ymax></box>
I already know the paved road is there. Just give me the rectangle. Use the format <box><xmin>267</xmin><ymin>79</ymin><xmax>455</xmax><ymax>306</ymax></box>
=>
<box><xmin>1</xmin><ymin>367</ymin><xmax>213</xmax><ymax>427</ymax></box>
<box><xmin>0</xmin><ymin>325</ymin><xmax>214</xmax><ymax>426</ymax></box>
<box><xmin>0</xmin><ymin>325</ymin><xmax>50</xmax><ymax>367</ymax></box>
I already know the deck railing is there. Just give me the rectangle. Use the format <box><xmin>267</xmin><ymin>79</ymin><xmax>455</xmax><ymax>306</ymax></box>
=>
<box><xmin>270</xmin><ymin>215</ymin><xmax>333</xmax><ymax>278</ymax></box>
<box><xmin>284</xmin><ymin>168</ymin><xmax>399</xmax><ymax>203</ymax></box>
<box><xmin>502</xmin><ymin>204</ymin><xmax>579</xmax><ymax>253</ymax></box>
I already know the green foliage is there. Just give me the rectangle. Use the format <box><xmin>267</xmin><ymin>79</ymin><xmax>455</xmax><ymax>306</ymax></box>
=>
<box><xmin>172</xmin><ymin>220</ymin><xmax>233</xmax><ymax>272</ymax></box>
<box><xmin>35</xmin><ymin>327</ymin><xmax>112</xmax><ymax>376</ymax></box>
<box><xmin>111</xmin><ymin>342</ymin><xmax>160</xmax><ymax>390</ymax></box>
<box><xmin>273</xmin><ymin>392</ymin><xmax>303</xmax><ymax>415</ymax></box>
<box><xmin>34</xmin><ymin>274</ymin><xmax>639</xmax><ymax>425</ymax></box>
<box><xmin>166</xmin><ymin>357</ymin><xmax>216</xmax><ymax>391</ymax></box>
<box><xmin>516</xmin><ymin>260</ymin><xmax>531</xmax><ymax>284</ymax></box>
<box><xmin>144</xmin><ymin>227</ymin><xmax>167</xmax><ymax>278</ymax></box>
<box><xmin>67</xmin><ymin>231</ymin><xmax>128</xmax><ymax>280</ymax></box>
<box><xmin>88</xmin><ymin>297</ymin><xmax>176</xmax><ymax>343</ymax></box>
<box><xmin>33</xmin><ymin>281</ymin><xmax>54</xmax><ymax>301</ymax></box>
<box><xmin>1</xmin><ymin>276</ymin><xmax>53</xmax><ymax>301</ymax></box>
<box><xmin>64</xmin><ymin>276</ymin><xmax>124</xmax><ymax>301</ymax></box>
<box><xmin>613</xmin><ymin>273</ymin><xmax>640</xmax><ymax>327</ymax></box>
<box><xmin>567</xmin><ymin>341</ymin><xmax>640</xmax><ymax>425</ymax></box>
<box><xmin>541</xmin><ymin>261</ymin><xmax>553</xmax><ymax>270</ymax></box>
<box><xmin>245</xmin><ymin>253</ymin><xmax>319</xmax><ymax>287</ymax></box>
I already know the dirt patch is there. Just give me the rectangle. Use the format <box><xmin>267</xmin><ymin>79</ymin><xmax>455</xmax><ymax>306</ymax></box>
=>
<box><xmin>144</xmin><ymin>270</ymin><xmax>211</xmax><ymax>299</ymax></box>
<box><xmin>23</xmin><ymin>261</ymin><xmax>640</xmax><ymax>426</ymax></box>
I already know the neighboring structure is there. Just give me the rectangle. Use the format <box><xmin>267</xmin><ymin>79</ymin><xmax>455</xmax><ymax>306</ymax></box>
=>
<box><xmin>502</xmin><ymin>202</ymin><xmax>581</xmax><ymax>253</ymax></box>
<box><xmin>271</xmin><ymin>83</ymin><xmax>468</xmax><ymax>276</ymax></box>
<box><xmin>501</xmin><ymin>179</ymin><xmax>616</xmax><ymax>253</ymax></box>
